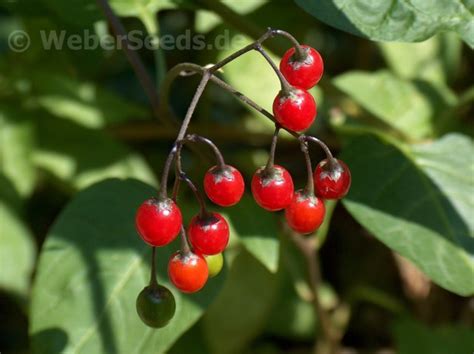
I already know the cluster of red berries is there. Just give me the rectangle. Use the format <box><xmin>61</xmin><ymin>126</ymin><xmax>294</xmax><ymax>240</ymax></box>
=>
<box><xmin>136</xmin><ymin>164</ymin><xmax>244</xmax><ymax>294</ymax></box>
<box><xmin>133</xmin><ymin>39</ymin><xmax>351</xmax><ymax>329</ymax></box>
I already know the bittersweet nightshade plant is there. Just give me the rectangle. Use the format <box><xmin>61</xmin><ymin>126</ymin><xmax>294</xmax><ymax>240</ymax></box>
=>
<box><xmin>132</xmin><ymin>28</ymin><xmax>351</xmax><ymax>332</ymax></box>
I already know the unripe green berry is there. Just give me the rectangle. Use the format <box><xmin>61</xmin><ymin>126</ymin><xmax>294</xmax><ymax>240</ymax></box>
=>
<box><xmin>205</xmin><ymin>253</ymin><xmax>224</xmax><ymax>278</ymax></box>
<box><xmin>136</xmin><ymin>285</ymin><xmax>176</xmax><ymax>328</ymax></box>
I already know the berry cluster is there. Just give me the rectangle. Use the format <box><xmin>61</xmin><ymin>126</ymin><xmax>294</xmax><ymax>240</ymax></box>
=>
<box><xmin>133</xmin><ymin>29</ymin><xmax>351</xmax><ymax>329</ymax></box>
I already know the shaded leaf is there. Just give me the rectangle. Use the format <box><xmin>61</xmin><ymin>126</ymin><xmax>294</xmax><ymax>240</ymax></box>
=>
<box><xmin>295</xmin><ymin>0</ymin><xmax>474</xmax><ymax>48</ymax></box>
<box><xmin>393</xmin><ymin>318</ymin><xmax>474</xmax><ymax>354</ymax></box>
<box><xmin>30</xmin><ymin>179</ymin><xmax>225</xmax><ymax>354</ymax></box>
<box><xmin>202</xmin><ymin>250</ymin><xmax>279</xmax><ymax>354</ymax></box>
<box><xmin>341</xmin><ymin>134</ymin><xmax>474</xmax><ymax>295</ymax></box>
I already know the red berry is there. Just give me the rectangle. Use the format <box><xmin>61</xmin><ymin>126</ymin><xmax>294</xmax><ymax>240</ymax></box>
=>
<box><xmin>204</xmin><ymin>165</ymin><xmax>245</xmax><ymax>207</ymax></box>
<box><xmin>314</xmin><ymin>159</ymin><xmax>351</xmax><ymax>199</ymax></box>
<box><xmin>168</xmin><ymin>251</ymin><xmax>208</xmax><ymax>293</ymax></box>
<box><xmin>251</xmin><ymin>165</ymin><xmax>294</xmax><ymax>211</ymax></box>
<box><xmin>188</xmin><ymin>212</ymin><xmax>229</xmax><ymax>255</ymax></box>
<box><xmin>280</xmin><ymin>45</ymin><xmax>324</xmax><ymax>89</ymax></box>
<box><xmin>273</xmin><ymin>88</ymin><xmax>316</xmax><ymax>132</ymax></box>
<box><xmin>285</xmin><ymin>190</ymin><xmax>325</xmax><ymax>234</ymax></box>
<box><xmin>136</xmin><ymin>198</ymin><xmax>182</xmax><ymax>247</ymax></box>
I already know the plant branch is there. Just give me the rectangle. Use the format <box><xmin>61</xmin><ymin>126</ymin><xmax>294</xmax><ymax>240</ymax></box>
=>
<box><xmin>159</xmin><ymin>73</ymin><xmax>211</xmax><ymax>198</ymax></box>
<box><xmin>287</xmin><ymin>230</ymin><xmax>339</xmax><ymax>354</ymax></box>
<box><xmin>96</xmin><ymin>0</ymin><xmax>166</xmax><ymax>125</ymax></box>
<box><xmin>157</xmin><ymin>62</ymin><xmax>301</xmax><ymax>139</ymax></box>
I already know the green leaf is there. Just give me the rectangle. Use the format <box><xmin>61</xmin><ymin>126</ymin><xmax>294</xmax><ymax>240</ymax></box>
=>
<box><xmin>0</xmin><ymin>199</ymin><xmax>35</xmax><ymax>297</ymax></box>
<box><xmin>341</xmin><ymin>134</ymin><xmax>474</xmax><ymax>295</ymax></box>
<box><xmin>0</xmin><ymin>105</ymin><xmax>36</xmax><ymax>197</ymax></box>
<box><xmin>225</xmin><ymin>195</ymin><xmax>280</xmax><ymax>273</ymax></box>
<box><xmin>393</xmin><ymin>318</ymin><xmax>474</xmax><ymax>354</ymax></box>
<box><xmin>33</xmin><ymin>116</ymin><xmax>156</xmax><ymax>190</ymax></box>
<box><xmin>30</xmin><ymin>179</ymin><xmax>225</xmax><ymax>354</ymax></box>
<box><xmin>202</xmin><ymin>250</ymin><xmax>279</xmax><ymax>354</ymax></box>
<box><xmin>378</xmin><ymin>33</ymin><xmax>463</xmax><ymax>85</ymax></box>
<box><xmin>333</xmin><ymin>70</ymin><xmax>457</xmax><ymax>140</ymax></box>
<box><xmin>31</xmin><ymin>72</ymin><xmax>148</xmax><ymax>128</ymax></box>
<box><xmin>294</xmin><ymin>0</ymin><xmax>474</xmax><ymax>48</ymax></box>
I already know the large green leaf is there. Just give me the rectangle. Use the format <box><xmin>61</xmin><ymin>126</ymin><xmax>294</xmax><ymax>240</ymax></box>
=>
<box><xmin>295</xmin><ymin>0</ymin><xmax>474</xmax><ymax>48</ymax></box>
<box><xmin>333</xmin><ymin>70</ymin><xmax>457</xmax><ymax>140</ymax></box>
<box><xmin>202</xmin><ymin>250</ymin><xmax>279</xmax><ymax>354</ymax></box>
<box><xmin>0</xmin><ymin>105</ymin><xmax>36</xmax><ymax>196</ymax></box>
<box><xmin>33</xmin><ymin>116</ymin><xmax>156</xmax><ymax>190</ymax></box>
<box><xmin>30</xmin><ymin>179</ymin><xmax>225</xmax><ymax>354</ymax></box>
<box><xmin>0</xmin><ymin>199</ymin><xmax>35</xmax><ymax>297</ymax></box>
<box><xmin>393</xmin><ymin>318</ymin><xmax>474</xmax><ymax>354</ymax></box>
<box><xmin>341</xmin><ymin>134</ymin><xmax>474</xmax><ymax>295</ymax></box>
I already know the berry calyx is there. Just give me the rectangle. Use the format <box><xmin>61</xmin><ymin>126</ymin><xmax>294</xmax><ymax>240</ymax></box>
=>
<box><xmin>205</xmin><ymin>253</ymin><xmax>224</xmax><ymax>278</ymax></box>
<box><xmin>280</xmin><ymin>45</ymin><xmax>324</xmax><ymax>89</ymax></box>
<box><xmin>188</xmin><ymin>212</ymin><xmax>230</xmax><ymax>255</ymax></box>
<box><xmin>168</xmin><ymin>251</ymin><xmax>208</xmax><ymax>293</ymax></box>
<box><xmin>273</xmin><ymin>88</ymin><xmax>317</xmax><ymax>132</ymax></box>
<box><xmin>204</xmin><ymin>165</ymin><xmax>245</xmax><ymax>207</ymax></box>
<box><xmin>285</xmin><ymin>190</ymin><xmax>325</xmax><ymax>234</ymax></box>
<box><xmin>251</xmin><ymin>165</ymin><xmax>294</xmax><ymax>211</ymax></box>
<box><xmin>314</xmin><ymin>159</ymin><xmax>351</xmax><ymax>199</ymax></box>
<box><xmin>136</xmin><ymin>285</ymin><xmax>176</xmax><ymax>328</ymax></box>
<box><xmin>136</xmin><ymin>198</ymin><xmax>182</xmax><ymax>247</ymax></box>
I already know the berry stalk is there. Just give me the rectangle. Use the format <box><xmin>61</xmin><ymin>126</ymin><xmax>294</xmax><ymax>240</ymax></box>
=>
<box><xmin>255</xmin><ymin>44</ymin><xmax>293</xmax><ymax>95</ymax></box>
<box><xmin>264</xmin><ymin>126</ymin><xmax>280</xmax><ymax>172</ymax></box>
<box><xmin>149</xmin><ymin>247</ymin><xmax>159</xmax><ymax>290</ymax></box>
<box><xmin>185</xmin><ymin>134</ymin><xmax>226</xmax><ymax>169</ymax></box>
<box><xmin>299</xmin><ymin>138</ymin><xmax>315</xmax><ymax>195</ymax></box>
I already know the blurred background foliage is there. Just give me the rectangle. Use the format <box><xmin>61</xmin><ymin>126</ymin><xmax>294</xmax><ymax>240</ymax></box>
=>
<box><xmin>0</xmin><ymin>0</ymin><xmax>473</xmax><ymax>353</ymax></box>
